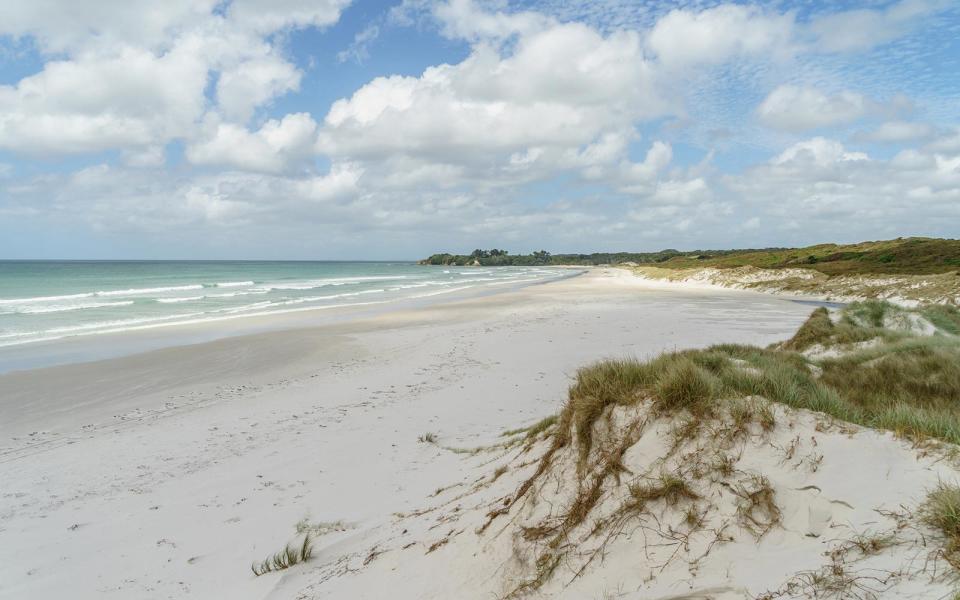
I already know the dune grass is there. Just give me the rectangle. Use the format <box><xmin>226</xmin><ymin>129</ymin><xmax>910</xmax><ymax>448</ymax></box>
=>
<box><xmin>922</xmin><ymin>483</ymin><xmax>960</xmax><ymax>566</ymax></box>
<box><xmin>251</xmin><ymin>533</ymin><xmax>313</xmax><ymax>576</ymax></box>
<box><xmin>922</xmin><ymin>305</ymin><xmax>960</xmax><ymax>335</ymax></box>
<box><xmin>560</xmin><ymin>302</ymin><xmax>960</xmax><ymax>451</ymax></box>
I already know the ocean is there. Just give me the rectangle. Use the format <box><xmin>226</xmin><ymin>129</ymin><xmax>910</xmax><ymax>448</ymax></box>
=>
<box><xmin>0</xmin><ymin>261</ymin><xmax>569</xmax><ymax>349</ymax></box>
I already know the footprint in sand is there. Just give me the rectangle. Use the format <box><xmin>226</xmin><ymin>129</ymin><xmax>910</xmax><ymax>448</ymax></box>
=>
<box><xmin>783</xmin><ymin>485</ymin><xmax>853</xmax><ymax>537</ymax></box>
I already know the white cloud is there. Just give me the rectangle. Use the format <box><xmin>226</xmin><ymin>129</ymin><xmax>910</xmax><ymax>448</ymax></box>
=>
<box><xmin>337</xmin><ymin>24</ymin><xmax>381</xmax><ymax>64</ymax></box>
<box><xmin>757</xmin><ymin>85</ymin><xmax>868</xmax><ymax>132</ymax></box>
<box><xmin>927</xmin><ymin>128</ymin><xmax>960</xmax><ymax>153</ymax></box>
<box><xmin>0</xmin><ymin>0</ymin><xmax>350</xmax><ymax>157</ymax></box>
<box><xmin>227</xmin><ymin>0</ymin><xmax>352</xmax><ymax>34</ymax></box>
<box><xmin>618</xmin><ymin>141</ymin><xmax>672</xmax><ymax>193</ymax></box>
<box><xmin>0</xmin><ymin>44</ymin><xmax>208</xmax><ymax>154</ymax></box>
<box><xmin>858</xmin><ymin>121</ymin><xmax>936</xmax><ymax>143</ymax></box>
<box><xmin>0</xmin><ymin>0</ymin><xmax>217</xmax><ymax>53</ymax></box>
<box><xmin>186</xmin><ymin>113</ymin><xmax>319</xmax><ymax>174</ymax></box>
<box><xmin>807</xmin><ymin>0</ymin><xmax>946</xmax><ymax>52</ymax></box>
<box><xmin>216</xmin><ymin>55</ymin><xmax>302</xmax><ymax>122</ymax></box>
<box><xmin>727</xmin><ymin>138</ymin><xmax>960</xmax><ymax>237</ymax></box>
<box><xmin>772</xmin><ymin>137</ymin><xmax>868</xmax><ymax>167</ymax></box>
<box><xmin>320</xmin><ymin>21</ymin><xmax>665</xmax><ymax>178</ymax></box>
<box><xmin>432</xmin><ymin>0</ymin><xmax>553</xmax><ymax>43</ymax></box>
<box><xmin>647</xmin><ymin>5</ymin><xmax>795</xmax><ymax>68</ymax></box>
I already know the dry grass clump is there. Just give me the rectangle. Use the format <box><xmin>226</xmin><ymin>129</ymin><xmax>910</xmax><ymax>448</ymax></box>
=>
<box><xmin>846</xmin><ymin>532</ymin><xmax>896</xmax><ymax>556</ymax></box>
<box><xmin>729</xmin><ymin>397</ymin><xmax>776</xmax><ymax>434</ymax></box>
<box><xmin>733</xmin><ymin>475</ymin><xmax>781</xmax><ymax>539</ymax></box>
<box><xmin>922</xmin><ymin>482</ymin><xmax>960</xmax><ymax>564</ymax></box>
<box><xmin>626</xmin><ymin>473</ymin><xmax>699</xmax><ymax>512</ymax></box>
<box><xmin>251</xmin><ymin>533</ymin><xmax>313</xmax><ymax>576</ymax></box>
<box><xmin>501</xmin><ymin>415</ymin><xmax>558</xmax><ymax>440</ymax></box>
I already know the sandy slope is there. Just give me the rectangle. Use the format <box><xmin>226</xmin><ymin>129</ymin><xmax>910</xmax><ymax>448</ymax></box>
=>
<box><xmin>307</xmin><ymin>404</ymin><xmax>957</xmax><ymax>600</ymax></box>
<box><xmin>0</xmin><ymin>270</ymin><xmax>832</xmax><ymax>599</ymax></box>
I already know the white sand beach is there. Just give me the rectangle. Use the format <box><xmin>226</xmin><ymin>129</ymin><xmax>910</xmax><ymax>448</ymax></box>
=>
<box><xmin>2</xmin><ymin>269</ymin><xmax>953</xmax><ymax>599</ymax></box>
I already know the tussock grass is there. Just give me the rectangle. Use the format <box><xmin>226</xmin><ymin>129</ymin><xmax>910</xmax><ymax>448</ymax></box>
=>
<box><xmin>922</xmin><ymin>483</ymin><xmax>960</xmax><ymax>561</ymax></box>
<box><xmin>251</xmin><ymin>533</ymin><xmax>313</xmax><ymax>576</ymax></box>
<box><xmin>783</xmin><ymin>307</ymin><xmax>835</xmax><ymax>351</ymax></box>
<box><xmin>557</xmin><ymin>303</ymin><xmax>960</xmax><ymax>448</ymax></box>
<box><xmin>923</xmin><ymin>304</ymin><xmax>960</xmax><ymax>335</ymax></box>
<box><xmin>846</xmin><ymin>300</ymin><xmax>893</xmax><ymax>328</ymax></box>
<box><xmin>654</xmin><ymin>358</ymin><xmax>721</xmax><ymax>414</ymax></box>
<box><xmin>783</xmin><ymin>304</ymin><xmax>902</xmax><ymax>351</ymax></box>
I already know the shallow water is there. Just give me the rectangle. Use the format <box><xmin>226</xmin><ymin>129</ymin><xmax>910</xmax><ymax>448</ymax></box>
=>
<box><xmin>0</xmin><ymin>261</ymin><xmax>567</xmax><ymax>350</ymax></box>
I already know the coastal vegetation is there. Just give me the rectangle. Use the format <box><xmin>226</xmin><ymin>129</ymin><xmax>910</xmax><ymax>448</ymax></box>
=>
<box><xmin>564</xmin><ymin>301</ymin><xmax>960</xmax><ymax>449</ymax></box>
<box><xmin>421</xmin><ymin>237</ymin><xmax>960</xmax><ymax>275</ymax></box>
<box><xmin>469</xmin><ymin>300</ymin><xmax>960</xmax><ymax>596</ymax></box>
<box><xmin>251</xmin><ymin>533</ymin><xmax>313</xmax><ymax>576</ymax></box>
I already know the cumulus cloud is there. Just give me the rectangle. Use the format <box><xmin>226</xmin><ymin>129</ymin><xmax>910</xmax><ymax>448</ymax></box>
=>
<box><xmin>432</xmin><ymin>0</ymin><xmax>553</xmax><ymax>42</ymax></box>
<box><xmin>0</xmin><ymin>44</ymin><xmax>208</xmax><ymax>155</ymax></box>
<box><xmin>216</xmin><ymin>55</ymin><xmax>303</xmax><ymax>122</ymax></box>
<box><xmin>186</xmin><ymin>113</ymin><xmax>319</xmax><ymax>174</ymax></box>
<box><xmin>727</xmin><ymin>137</ymin><xmax>960</xmax><ymax>238</ymax></box>
<box><xmin>0</xmin><ymin>0</ymin><xmax>216</xmax><ymax>53</ymax></box>
<box><xmin>647</xmin><ymin>5</ymin><xmax>796</xmax><ymax>68</ymax></box>
<box><xmin>319</xmin><ymin>20</ymin><xmax>666</xmax><ymax>182</ymax></box>
<box><xmin>227</xmin><ymin>0</ymin><xmax>352</xmax><ymax>34</ymax></box>
<box><xmin>0</xmin><ymin>0</ymin><xmax>351</xmax><ymax>157</ymax></box>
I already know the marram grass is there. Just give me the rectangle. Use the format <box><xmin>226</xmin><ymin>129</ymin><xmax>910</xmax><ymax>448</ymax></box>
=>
<box><xmin>561</xmin><ymin>301</ymin><xmax>960</xmax><ymax>449</ymax></box>
<box><xmin>251</xmin><ymin>533</ymin><xmax>313</xmax><ymax>576</ymax></box>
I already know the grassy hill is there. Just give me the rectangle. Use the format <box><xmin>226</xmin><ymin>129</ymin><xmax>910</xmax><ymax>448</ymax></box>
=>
<box><xmin>654</xmin><ymin>237</ymin><xmax>960</xmax><ymax>275</ymax></box>
<box><xmin>422</xmin><ymin>238</ymin><xmax>960</xmax><ymax>276</ymax></box>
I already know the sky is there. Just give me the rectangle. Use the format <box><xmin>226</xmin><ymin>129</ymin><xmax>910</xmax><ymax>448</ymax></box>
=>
<box><xmin>0</xmin><ymin>0</ymin><xmax>958</xmax><ymax>260</ymax></box>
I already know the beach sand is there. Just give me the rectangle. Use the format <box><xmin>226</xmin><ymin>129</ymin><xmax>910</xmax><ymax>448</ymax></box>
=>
<box><xmin>0</xmin><ymin>269</ymin><xmax>824</xmax><ymax>599</ymax></box>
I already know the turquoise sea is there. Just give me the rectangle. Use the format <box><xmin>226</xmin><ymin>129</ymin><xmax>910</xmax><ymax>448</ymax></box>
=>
<box><xmin>0</xmin><ymin>261</ymin><xmax>567</xmax><ymax>349</ymax></box>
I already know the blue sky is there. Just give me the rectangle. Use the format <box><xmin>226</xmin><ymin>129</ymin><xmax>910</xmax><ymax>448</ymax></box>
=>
<box><xmin>0</xmin><ymin>0</ymin><xmax>958</xmax><ymax>259</ymax></box>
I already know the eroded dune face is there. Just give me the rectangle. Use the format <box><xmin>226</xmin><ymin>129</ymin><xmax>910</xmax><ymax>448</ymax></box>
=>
<box><xmin>291</xmin><ymin>303</ymin><xmax>960</xmax><ymax>600</ymax></box>
<box><xmin>298</xmin><ymin>400</ymin><xmax>955</xmax><ymax>600</ymax></box>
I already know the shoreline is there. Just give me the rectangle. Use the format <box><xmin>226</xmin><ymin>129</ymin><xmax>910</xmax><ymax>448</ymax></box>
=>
<box><xmin>0</xmin><ymin>267</ymin><xmax>586</xmax><ymax>375</ymax></box>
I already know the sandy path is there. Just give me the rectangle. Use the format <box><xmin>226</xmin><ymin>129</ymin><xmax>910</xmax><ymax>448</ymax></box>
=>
<box><xmin>0</xmin><ymin>269</ymin><xmax>815</xmax><ymax>600</ymax></box>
